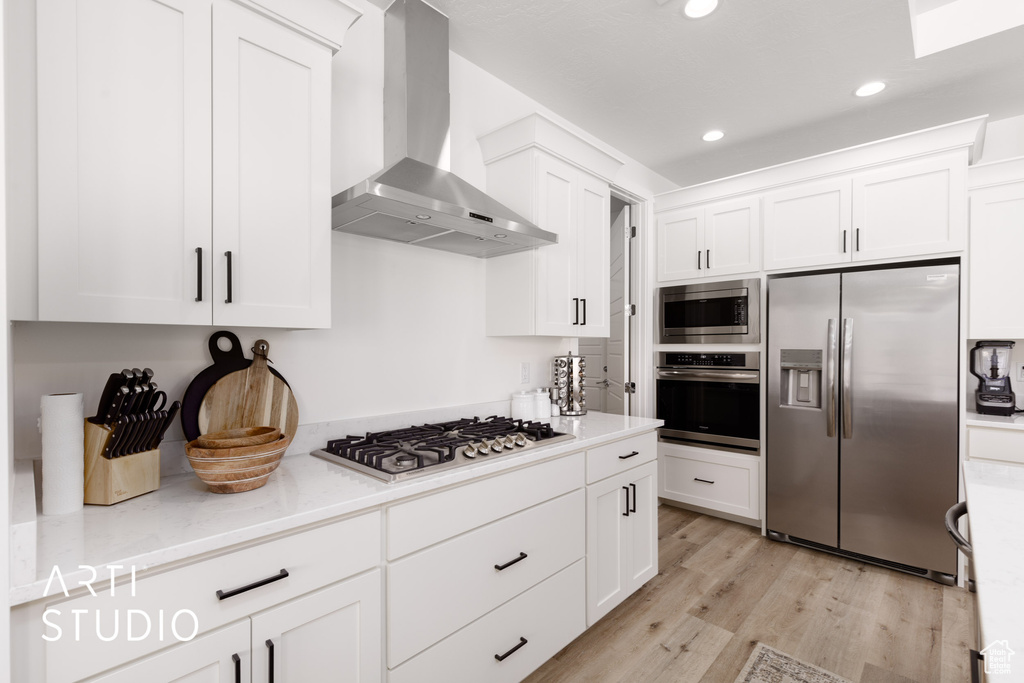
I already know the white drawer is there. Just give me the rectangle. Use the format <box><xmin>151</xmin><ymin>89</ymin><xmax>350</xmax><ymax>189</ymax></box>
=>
<box><xmin>388</xmin><ymin>560</ymin><xmax>586</xmax><ymax>683</ymax></box>
<box><xmin>387</xmin><ymin>452</ymin><xmax>584</xmax><ymax>559</ymax></box>
<box><xmin>46</xmin><ymin>511</ymin><xmax>381</xmax><ymax>683</ymax></box>
<box><xmin>388</xmin><ymin>489</ymin><xmax>584</xmax><ymax>667</ymax></box>
<box><xmin>659</xmin><ymin>444</ymin><xmax>759</xmax><ymax>519</ymax></box>
<box><xmin>586</xmin><ymin>431</ymin><xmax>657</xmax><ymax>484</ymax></box>
<box><xmin>968</xmin><ymin>426</ymin><xmax>1024</xmax><ymax>466</ymax></box>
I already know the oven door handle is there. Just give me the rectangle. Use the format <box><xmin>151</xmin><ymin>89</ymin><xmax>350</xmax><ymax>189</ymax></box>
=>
<box><xmin>657</xmin><ymin>369</ymin><xmax>759</xmax><ymax>383</ymax></box>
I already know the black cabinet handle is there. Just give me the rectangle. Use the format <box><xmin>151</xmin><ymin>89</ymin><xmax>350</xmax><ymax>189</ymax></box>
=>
<box><xmin>622</xmin><ymin>485</ymin><xmax>630</xmax><ymax>517</ymax></box>
<box><xmin>232</xmin><ymin>653</ymin><xmax>240</xmax><ymax>683</ymax></box>
<box><xmin>195</xmin><ymin>247</ymin><xmax>203</xmax><ymax>302</ymax></box>
<box><xmin>225</xmin><ymin>250</ymin><xmax>233</xmax><ymax>303</ymax></box>
<box><xmin>706</xmin><ymin>249</ymin><xmax>710</xmax><ymax>269</ymax></box>
<box><xmin>573</xmin><ymin>297</ymin><xmax>579</xmax><ymax>325</ymax></box>
<box><xmin>266</xmin><ymin>639</ymin><xmax>275</xmax><ymax>683</ymax></box>
<box><xmin>697</xmin><ymin>250</ymin><xmax>701</xmax><ymax>269</ymax></box>
<box><xmin>694</xmin><ymin>477</ymin><xmax>715</xmax><ymax>484</ymax></box>
<box><xmin>495</xmin><ymin>637</ymin><xmax>528</xmax><ymax>662</ymax></box>
<box><xmin>494</xmin><ymin>552</ymin><xmax>528</xmax><ymax>571</ymax></box>
<box><xmin>630</xmin><ymin>482</ymin><xmax>637</xmax><ymax>513</ymax></box>
<box><xmin>581</xmin><ymin>298</ymin><xmax>587</xmax><ymax>325</ymax></box>
<box><xmin>618</xmin><ymin>450</ymin><xmax>639</xmax><ymax>460</ymax></box>
<box><xmin>842</xmin><ymin>229</ymin><xmax>847</xmax><ymax>254</ymax></box>
<box><xmin>216</xmin><ymin>568</ymin><xmax>289</xmax><ymax>600</ymax></box>
<box><xmin>855</xmin><ymin>228</ymin><xmax>861</xmax><ymax>251</ymax></box>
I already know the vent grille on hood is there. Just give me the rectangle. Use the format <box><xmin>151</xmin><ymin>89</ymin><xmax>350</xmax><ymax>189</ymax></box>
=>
<box><xmin>331</xmin><ymin>0</ymin><xmax>557</xmax><ymax>258</ymax></box>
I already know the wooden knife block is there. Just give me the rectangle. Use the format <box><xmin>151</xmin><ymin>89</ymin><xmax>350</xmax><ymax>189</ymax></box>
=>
<box><xmin>83</xmin><ymin>420</ymin><xmax>160</xmax><ymax>505</ymax></box>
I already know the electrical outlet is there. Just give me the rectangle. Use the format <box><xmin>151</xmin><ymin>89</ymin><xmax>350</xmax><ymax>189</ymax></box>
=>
<box><xmin>1017</xmin><ymin>363</ymin><xmax>1024</xmax><ymax>383</ymax></box>
<box><xmin>520</xmin><ymin>362</ymin><xmax>530</xmax><ymax>384</ymax></box>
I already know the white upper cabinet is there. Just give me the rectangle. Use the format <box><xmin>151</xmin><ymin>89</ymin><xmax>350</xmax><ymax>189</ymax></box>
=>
<box><xmin>36</xmin><ymin>0</ymin><xmax>357</xmax><ymax>328</ymax></box>
<box><xmin>968</xmin><ymin>158</ymin><xmax>1024</xmax><ymax>339</ymax></box>
<box><xmin>763</xmin><ymin>178</ymin><xmax>852</xmax><ymax>270</ymax></box>
<box><xmin>850</xmin><ymin>153</ymin><xmax>966</xmax><ymax>261</ymax></box>
<box><xmin>656</xmin><ymin>196</ymin><xmax>760</xmax><ymax>283</ymax></box>
<box><xmin>480</xmin><ymin>114</ymin><xmax>622</xmax><ymax>338</ymax></box>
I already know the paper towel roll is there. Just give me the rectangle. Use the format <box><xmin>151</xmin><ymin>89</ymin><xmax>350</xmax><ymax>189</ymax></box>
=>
<box><xmin>41</xmin><ymin>392</ymin><xmax>84</xmax><ymax>516</ymax></box>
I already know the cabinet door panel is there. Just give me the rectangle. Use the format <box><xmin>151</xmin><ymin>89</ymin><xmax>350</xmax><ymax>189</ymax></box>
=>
<box><xmin>852</xmin><ymin>154</ymin><xmax>966</xmax><ymax>261</ymax></box>
<box><xmin>627</xmin><ymin>462</ymin><xmax>658</xmax><ymax>586</ymax></box>
<box><xmin>577</xmin><ymin>172</ymin><xmax>611</xmax><ymax>337</ymax></box>
<box><xmin>586</xmin><ymin>471</ymin><xmax>630</xmax><ymax>626</ymax></box>
<box><xmin>969</xmin><ymin>181</ymin><xmax>1024</xmax><ymax>338</ymax></box>
<box><xmin>763</xmin><ymin>179</ymin><xmax>851</xmax><ymax>270</ymax></box>
<box><xmin>535</xmin><ymin>153</ymin><xmax>579</xmax><ymax>335</ymax></box>
<box><xmin>250</xmin><ymin>571</ymin><xmax>381</xmax><ymax>683</ymax></box>
<box><xmin>87</xmin><ymin>621</ymin><xmax>250</xmax><ymax>683</ymax></box>
<box><xmin>38</xmin><ymin>0</ymin><xmax>212</xmax><ymax>324</ymax></box>
<box><xmin>656</xmin><ymin>208</ymin><xmax>703</xmax><ymax>282</ymax></box>
<box><xmin>212</xmin><ymin>0</ymin><xmax>332</xmax><ymax>328</ymax></box>
<box><xmin>705</xmin><ymin>197</ymin><xmax>760</xmax><ymax>276</ymax></box>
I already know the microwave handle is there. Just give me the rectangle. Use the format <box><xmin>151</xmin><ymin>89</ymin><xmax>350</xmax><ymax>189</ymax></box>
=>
<box><xmin>826</xmin><ymin>318</ymin><xmax>838</xmax><ymax>438</ymax></box>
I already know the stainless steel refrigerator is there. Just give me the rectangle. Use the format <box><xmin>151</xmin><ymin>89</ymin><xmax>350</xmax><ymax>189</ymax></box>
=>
<box><xmin>766</xmin><ymin>262</ymin><xmax>959</xmax><ymax>583</ymax></box>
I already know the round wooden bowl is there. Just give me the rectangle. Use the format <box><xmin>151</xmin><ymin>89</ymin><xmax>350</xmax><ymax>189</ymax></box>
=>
<box><xmin>194</xmin><ymin>426</ymin><xmax>281</xmax><ymax>449</ymax></box>
<box><xmin>185</xmin><ymin>434</ymin><xmax>291</xmax><ymax>493</ymax></box>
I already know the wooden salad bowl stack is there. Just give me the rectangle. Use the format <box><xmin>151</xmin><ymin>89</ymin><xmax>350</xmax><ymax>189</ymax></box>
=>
<box><xmin>181</xmin><ymin>334</ymin><xmax>299</xmax><ymax>494</ymax></box>
<box><xmin>185</xmin><ymin>427</ymin><xmax>291</xmax><ymax>493</ymax></box>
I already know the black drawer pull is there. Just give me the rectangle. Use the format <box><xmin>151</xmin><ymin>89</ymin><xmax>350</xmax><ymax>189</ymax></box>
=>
<box><xmin>494</xmin><ymin>552</ymin><xmax>528</xmax><ymax>571</ymax></box>
<box><xmin>630</xmin><ymin>482</ymin><xmax>637</xmax><ymax>513</ymax></box>
<box><xmin>195</xmin><ymin>247</ymin><xmax>203</xmax><ymax>302</ymax></box>
<box><xmin>622</xmin><ymin>486</ymin><xmax>630</xmax><ymax>516</ymax></box>
<box><xmin>581</xmin><ymin>298</ymin><xmax>587</xmax><ymax>325</ymax></box>
<box><xmin>267</xmin><ymin>639</ymin><xmax>275</xmax><ymax>683</ymax></box>
<box><xmin>216</xmin><ymin>568</ymin><xmax>289</xmax><ymax>600</ymax></box>
<box><xmin>619</xmin><ymin>450</ymin><xmax>639</xmax><ymax>460</ymax></box>
<box><xmin>573</xmin><ymin>297</ymin><xmax>579</xmax><ymax>325</ymax></box>
<box><xmin>232</xmin><ymin>653</ymin><xmax>240</xmax><ymax>683</ymax></box>
<box><xmin>694</xmin><ymin>477</ymin><xmax>715</xmax><ymax>485</ymax></box>
<box><xmin>495</xmin><ymin>637</ymin><xmax>528</xmax><ymax>662</ymax></box>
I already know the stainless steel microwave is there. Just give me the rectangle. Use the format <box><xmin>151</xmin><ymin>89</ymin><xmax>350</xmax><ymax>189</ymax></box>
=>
<box><xmin>659</xmin><ymin>278</ymin><xmax>760</xmax><ymax>344</ymax></box>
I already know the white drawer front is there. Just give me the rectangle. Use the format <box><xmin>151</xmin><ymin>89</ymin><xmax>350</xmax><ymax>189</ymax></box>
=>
<box><xmin>659</xmin><ymin>445</ymin><xmax>759</xmax><ymax>519</ymax></box>
<box><xmin>586</xmin><ymin>432</ymin><xmax>656</xmax><ymax>484</ymax></box>
<box><xmin>46</xmin><ymin>511</ymin><xmax>381</xmax><ymax>683</ymax></box>
<box><xmin>387</xmin><ymin>452</ymin><xmax>584</xmax><ymax>559</ymax></box>
<box><xmin>968</xmin><ymin>427</ymin><xmax>1024</xmax><ymax>466</ymax></box>
<box><xmin>388</xmin><ymin>560</ymin><xmax>586</xmax><ymax>683</ymax></box>
<box><xmin>388</xmin><ymin>489</ymin><xmax>584</xmax><ymax>667</ymax></box>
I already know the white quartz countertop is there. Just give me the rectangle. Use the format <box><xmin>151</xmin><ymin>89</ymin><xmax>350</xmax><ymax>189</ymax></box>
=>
<box><xmin>11</xmin><ymin>412</ymin><xmax>661</xmax><ymax>606</ymax></box>
<box><xmin>963</xmin><ymin>459</ymin><xmax>1024</xmax><ymax>681</ymax></box>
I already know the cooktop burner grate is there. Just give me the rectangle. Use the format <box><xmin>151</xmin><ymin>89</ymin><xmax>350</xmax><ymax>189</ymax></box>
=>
<box><xmin>313</xmin><ymin>415</ymin><xmax>574</xmax><ymax>482</ymax></box>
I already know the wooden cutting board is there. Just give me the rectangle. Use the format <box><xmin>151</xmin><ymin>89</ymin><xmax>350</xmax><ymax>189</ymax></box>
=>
<box><xmin>180</xmin><ymin>332</ymin><xmax>298</xmax><ymax>441</ymax></box>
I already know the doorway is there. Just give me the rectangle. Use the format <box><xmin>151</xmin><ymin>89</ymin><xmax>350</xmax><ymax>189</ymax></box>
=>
<box><xmin>580</xmin><ymin>191</ymin><xmax>640</xmax><ymax>415</ymax></box>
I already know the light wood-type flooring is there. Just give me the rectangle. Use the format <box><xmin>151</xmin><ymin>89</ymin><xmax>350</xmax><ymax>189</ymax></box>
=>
<box><xmin>524</xmin><ymin>504</ymin><xmax>975</xmax><ymax>683</ymax></box>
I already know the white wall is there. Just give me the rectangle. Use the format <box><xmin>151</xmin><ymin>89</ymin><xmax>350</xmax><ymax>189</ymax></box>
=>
<box><xmin>5</xmin><ymin>0</ymin><xmax>677</xmax><ymax>458</ymax></box>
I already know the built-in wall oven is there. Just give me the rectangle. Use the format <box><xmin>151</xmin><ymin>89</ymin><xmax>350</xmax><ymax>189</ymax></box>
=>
<box><xmin>659</xmin><ymin>278</ymin><xmax>760</xmax><ymax>344</ymax></box>
<box><xmin>656</xmin><ymin>352</ymin><xmax>760</xmax><ymax>453</ymax></box>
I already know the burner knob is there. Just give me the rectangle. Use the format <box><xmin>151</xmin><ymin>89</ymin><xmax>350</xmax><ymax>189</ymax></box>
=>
<box><xmin>490</xmin><ymin>439</ymin><xmax>504</xmax><ymax>453</ymax></box>
<box><xmin>464</xmin><ymin>443</ymin><xmax>478</xmax><ymax>458</ymax></box>
<box><xmin>478</xmin><ymin>439</ymin><xmax>492</xmax><ymax>455</ymax></box>
<box><xmin>514</xmin><ymin>433</ymin><xmax>528</xmax><ymax>447</ymax></box>
<box><xmin>502</xmin><ymin>435</ymin><xmax>517</xmax><ymax>449</ymax></box>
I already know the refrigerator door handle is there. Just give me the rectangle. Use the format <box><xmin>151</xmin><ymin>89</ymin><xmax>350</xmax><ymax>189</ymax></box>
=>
<box><xmin>842</xmin><ymin>318</ymin><xmax>854</xmax><ymax>439</ymax></box>
<box><xmin>826</xmin><ymin>318</ymin><xmax>838</xmax><ymax>437</ymax></box>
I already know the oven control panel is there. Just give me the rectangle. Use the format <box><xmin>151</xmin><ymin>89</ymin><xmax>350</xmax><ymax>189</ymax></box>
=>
<box><xmin>660</xmin><ymin>352</ymin><xmax>753</xmax><ymax>368</ymax></box>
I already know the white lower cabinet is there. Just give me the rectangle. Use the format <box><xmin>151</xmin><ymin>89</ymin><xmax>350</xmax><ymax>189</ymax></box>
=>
<box><xmin>967</xmin><ymin>425</ymin><xmax>1024</xmax><ymax>467</ymax></box>
<box><xmin>88</xmin><ymin>572</ymin><xmax>381</xmax><ymax>683</ymax></box>
<box><xmin>659</xmin><ymin>443</ymin><xmax>760</xmax><ymax>520</ymax></box>
<box><xmin>585</xmin><ymin>460</ymin><xmax>658</xmax><ymax>626</ymax></box>
<box><xmin>389</xmin><ymin>561</ymin><xmax>585</xmax><ymax>683</ymax></box>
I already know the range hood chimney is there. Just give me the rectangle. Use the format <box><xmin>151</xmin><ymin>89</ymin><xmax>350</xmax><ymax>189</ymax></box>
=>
<box><xmin>331</xmin><ymin>0</ymin><xmax>557</xmax><ymax>257</ymax></box>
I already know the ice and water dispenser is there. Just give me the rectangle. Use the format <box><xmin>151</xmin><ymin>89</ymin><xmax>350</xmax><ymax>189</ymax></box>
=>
<box><xmin>779</xmin><ymin>349</ymin><xmax>822</xmax><ymax>408</ymax></box>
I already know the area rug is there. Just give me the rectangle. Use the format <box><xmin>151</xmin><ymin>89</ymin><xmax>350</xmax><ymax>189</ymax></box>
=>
<box><xmin>734</xmin><ymin>643</ymin><xmax>854</xmax><ymax>683</ymax></box>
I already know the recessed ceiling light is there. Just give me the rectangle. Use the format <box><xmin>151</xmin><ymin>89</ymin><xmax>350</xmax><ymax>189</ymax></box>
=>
<box><xmin>855</xmin><ymin>81</ymin><xmax>886</xmax><ymax>97</ymax></box>
<box><xmin>702</xmin><ymin>130</ymin><xmax>725</xmax><ymax>142</ymax></box>
<box><xmin>683</xmin><ymin>0</ymin><xmax>719</xmax><ymax>19</ymax></box>
<box><xmin>415</xmin><ymin>214</ymin><xmax>431</xmax><ymax>220</ymax></box>
<box><xmin>494</xmin><ymin>234</ymin><xmax>507</xmax><ymax>239</ymax></box>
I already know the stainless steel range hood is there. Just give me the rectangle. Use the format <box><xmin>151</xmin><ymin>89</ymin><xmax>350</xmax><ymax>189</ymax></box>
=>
<box><xmin>332</xmin><ymin>0</ymin><xmax>556</xmax><ymax>258</ymax></box>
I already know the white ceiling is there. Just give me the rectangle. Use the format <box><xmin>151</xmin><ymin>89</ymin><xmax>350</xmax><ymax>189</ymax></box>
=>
<box><xmin>425</xmin><ymin>0</ymin><xmax>1024</xmax><ymax>187</ymax></box>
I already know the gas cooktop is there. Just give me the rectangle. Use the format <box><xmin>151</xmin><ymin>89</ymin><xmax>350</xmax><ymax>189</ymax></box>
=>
<box><xmin>310</xmin><ymin>416</ymin><xmax>575</xmax><ymax>483</ymax></box>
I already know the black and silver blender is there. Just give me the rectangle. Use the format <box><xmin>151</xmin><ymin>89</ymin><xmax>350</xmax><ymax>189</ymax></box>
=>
<box><xmin>970</xmin><ymin>341</ymin><xmax>1016</xmax><ymax>415</ymax></box>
